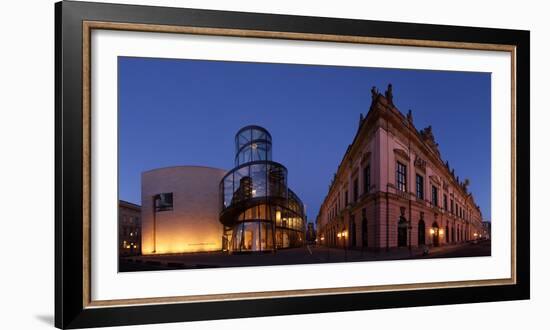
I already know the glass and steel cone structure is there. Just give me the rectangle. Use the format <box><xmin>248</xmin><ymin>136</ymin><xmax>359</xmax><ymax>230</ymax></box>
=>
<box><xmin>219</xmin><ymin>125</ymin><xmax>305</xmax><ymax>252</ymax></box>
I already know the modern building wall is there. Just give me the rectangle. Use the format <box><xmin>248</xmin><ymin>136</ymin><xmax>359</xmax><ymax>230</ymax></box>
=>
<box><xmin>316</xmin><ymin>85</ymin><xmax>485</xmax><ymax>250</ymax></box>
<box><xmin>141</xmin><ymin>166</ymin><xmax>226</xmax><ymax>255</ymax></box>
<box><xmin>119</xmin><ymin>200</ymin><xmax>141</xmax><ymax>256</ymax></box>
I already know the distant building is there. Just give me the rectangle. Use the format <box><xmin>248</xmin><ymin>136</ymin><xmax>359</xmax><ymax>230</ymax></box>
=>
<box><xmin>316</xmin><ymin>84</ymin><xmax>485</xmax><ymax>250</ymax></box>
<box><xmin>140</xmin><ymin>166</ymin><xmax>226</xmax><ymax>255</ymax></box>
<box><xmin>119</xmin><ymin>200</ymin><xmax>141</xmax><ymax>256</ymax></box>
<box><xmin>481</xmin><ymin>221</ymin><xmax>491</xmax><ymax>239</ymax></box>
<box><xmin>306</xmin><ymin>222</ymin><xmax>316</xmax><ymax>243</ymax></box>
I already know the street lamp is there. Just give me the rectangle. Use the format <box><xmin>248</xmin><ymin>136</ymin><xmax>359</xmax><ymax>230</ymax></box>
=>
<box><xmin>341</xmin><ymin>230</ymin><xmax>348</xmax><ymax>261</ymax></box>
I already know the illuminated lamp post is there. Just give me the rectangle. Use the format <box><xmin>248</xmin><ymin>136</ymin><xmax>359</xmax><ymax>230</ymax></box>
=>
<box><xmin>342</xmin><ymin>230</ymin><xmax>348</xmax><ymax>262</ymax></box>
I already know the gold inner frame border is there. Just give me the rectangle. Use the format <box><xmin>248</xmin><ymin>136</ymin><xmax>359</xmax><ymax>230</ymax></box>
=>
<box><xmin>81</xmin><ymin>20</ymin><xmax>517</xmax><ymax>308</ymax></box>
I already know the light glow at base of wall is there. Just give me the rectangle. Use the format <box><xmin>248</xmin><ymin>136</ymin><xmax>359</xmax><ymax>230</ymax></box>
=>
<box><xmin>141</xmin><ymin>229</ymin><xmax>222</xmax><ymax>255</ymax></box>
<box><xmin>141</xmin><ymin>243</ymin><xmax>219</xmax><ymax>255</ymax></box>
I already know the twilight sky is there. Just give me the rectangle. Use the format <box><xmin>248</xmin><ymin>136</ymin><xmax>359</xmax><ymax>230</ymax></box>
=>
<box><xmin>118</xmin><ymin>56</ymin><xmax>491</xmax><ymax>223</ymax></box>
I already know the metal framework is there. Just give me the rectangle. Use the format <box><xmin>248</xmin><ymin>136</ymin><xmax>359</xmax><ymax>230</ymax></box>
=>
<box><xmin>219</xmin><ymin>126</ymin><xmax>305</xmax><ymax>252</ymax></box>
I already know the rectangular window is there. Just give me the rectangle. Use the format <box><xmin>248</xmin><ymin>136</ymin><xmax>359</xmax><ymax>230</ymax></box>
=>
<box><xmin>443</xmin><ymin>194</ymin><xmax>448</xmax><ymax>211</ymax></box>
<box><xmin>363</xmin><ymin>165</ymin><xmax>371</xmax><ymax>193</ymax></box>
<box><xmin>415</xmin><ymin>174</ymin><xmax>424</xmax><ymax>200</ymax></box>
<box><xmin>431</xmin><ymin>186</ymin><xmax>438</xmax><ymax>206</ymax></box>
<box><xmin>345</xmin><ymin>190</ymin><xmax>349</xmax><ymax>206</ymax></box>
<box><xmin>396</xmin><ymin>162</ymin><xmax>407</xmax><ymax>192</ymax></box>
<box><xmin>154</xmin><ymin>192</ymin><xmax>173</xmax><ymax>212</ymax></box>
<box><xmin>451</xmin><ymin>200</ymin><xmax>454</xmax><ymax>214</ymax></box>
<box><xmin>353</xmin><ymin>178</ymin><xmax>359</xmax><ymax>203</ymax></box>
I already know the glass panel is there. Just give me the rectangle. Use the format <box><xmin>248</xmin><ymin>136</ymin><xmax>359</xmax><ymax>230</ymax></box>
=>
<box><xmin>223</xmin><ymin>174</ymin><xmax>233</xmax><ymax>208</ymax></box>
<box><xmin>282</xmin><ymin>229</ymin><xmax>290</xmax><ymax>248</ymax></box>
<box><xmin>233</xmin><ymin>166</ymin><xmax>251</xmax><ymax>204</ymax></box>
<box><xmin>250</xmin><ymin>163</ymin><xmax>267</xmax><ymax>198</ymax></box>
<box><xmin>252</xmin><ymin>128</ymin><xmax>263</xmax><ymax>141</ymax></box>
<box><xmin>232</xmin><ymin>223</ymin><xmax>244</xmax><ymax>251</ymax></box>
<box><xmin>260</xmin><ymin>222</ymin><xmax>274</xmax><ymax>251</ymax></box>
<box><xmin>244</xmin><ymin>222</ymin><xmax>260</xmax><ymax>251</ymax></box>
<box><xmin>268</xmin><ymin>164</ymin><xmax>287</xmax><ymax>198</ymax></box>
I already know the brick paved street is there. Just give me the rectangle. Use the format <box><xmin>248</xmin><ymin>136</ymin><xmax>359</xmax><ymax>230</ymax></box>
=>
<box><xmin>119</xmin><ymin>240</ymin><xmax>490</xmax><ymax>272</ymax></box>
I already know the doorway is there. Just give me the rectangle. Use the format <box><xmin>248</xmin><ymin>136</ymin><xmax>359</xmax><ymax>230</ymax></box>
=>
<box><xmin>432</xmin><ymin>222</ymin><xmax>440</xmax><ymax>247</ymax></box>
<box><xmin>418</xmin><ymin>219</ymin><xmax>425</xmax><ymax>245</ymax></box>
<box><xmin>398</xmin><ymin>217</ymin><xmax>408</xmax><ymax>247</ymax></box>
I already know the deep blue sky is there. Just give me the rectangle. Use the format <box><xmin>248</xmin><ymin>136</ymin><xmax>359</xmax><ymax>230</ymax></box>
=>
<box><xmin>118</xmin><ymin>57</ymin><xmax>491</xmax><ymax>223</ymax></box>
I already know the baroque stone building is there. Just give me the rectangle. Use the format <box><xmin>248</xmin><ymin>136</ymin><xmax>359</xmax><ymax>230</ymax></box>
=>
<box><xmin>316</xmin><ymin>85</ymin><xmax>484</xmax><ymax>250</ymax></box>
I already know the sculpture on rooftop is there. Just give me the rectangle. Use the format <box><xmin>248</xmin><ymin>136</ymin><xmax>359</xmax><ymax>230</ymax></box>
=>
<box><xmin>385</xmin><ymin>83</ymin><xmax>394</xmax><ymax>105</ymax></box>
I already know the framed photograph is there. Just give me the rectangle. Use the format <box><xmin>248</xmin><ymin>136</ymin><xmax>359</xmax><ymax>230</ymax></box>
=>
<box><xmin>55</xmin><ymin>0</ymin><xmax>530</xmax><ymax>328</ymax></box>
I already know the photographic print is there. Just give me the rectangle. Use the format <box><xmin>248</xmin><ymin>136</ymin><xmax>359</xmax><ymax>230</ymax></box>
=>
<box><xmin>117</xmin><ymin>57</ymin><xmax>492</xmax><ymax>272</ymax></box>
<box><xmin>55</xmin><ymin>2</ymin><xmax>529</xmax><ymax>327</ymax></box>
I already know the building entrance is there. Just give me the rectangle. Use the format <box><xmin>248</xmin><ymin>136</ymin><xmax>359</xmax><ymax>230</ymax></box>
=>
<box><xmin>398</xmin><ymin>217</ymin><xmax>408</xmax><ymax>247</ymax></box>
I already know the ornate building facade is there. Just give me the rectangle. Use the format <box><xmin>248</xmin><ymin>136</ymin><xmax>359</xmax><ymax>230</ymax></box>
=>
<box><xmin>316</xmin><ymin>85</ymin><xmax>484</xmax><ymax>250</ymax></box>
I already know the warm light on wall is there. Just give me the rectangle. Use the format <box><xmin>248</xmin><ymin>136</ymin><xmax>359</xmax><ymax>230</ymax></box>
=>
<box><xmin>439</xmin><ymin>229</ymin><xmax>444</xmax><ymax>236</ymax></box>
<box><xmin>142</xmin><ymin>227</ymin><xmax>223</xmax><ymax>255</ymax></box>
<box><xmin>276</xmin><ymin>211</ymin><xmax>281</xmax><ymax>221</ymax></box>
<box><xmin>429</xmin><ymin>228</ymin><xmax>435</xmax><ymax>235</ymax></box>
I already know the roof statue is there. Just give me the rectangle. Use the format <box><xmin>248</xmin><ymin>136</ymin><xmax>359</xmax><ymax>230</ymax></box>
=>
<box><xmin>419</xmin><ymin>125</ymin><xmax>440</xmax><ymax>155</ymax></box>
<box><xmin>371</xmin><ymin>86</ymin><xmax>379</xmax><ymax>101</ymax></box>
<box><xmin>385</xmin><ymin>83</ymin><xmax>394</xmax><ymax>105</ymax></box>
<box><xmin>407</xmin><ymin>109</ymin><xmax>413</xmax><ymax>123</ymax></box>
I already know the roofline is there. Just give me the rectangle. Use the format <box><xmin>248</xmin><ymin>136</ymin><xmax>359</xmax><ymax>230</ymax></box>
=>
<box><xmin>141</xmin><ymin>165</ymin><xmax>227</xmax><ymax>175</ymax></box>
<box><xmin>235</xmin><ymin>125</ymin><xmax>272</xmax><ymax>140</ymax></box>
<box><xmin>119</xmin><ymin>199</ymin><xmax>141</xmax><ymax>209</ymax></box>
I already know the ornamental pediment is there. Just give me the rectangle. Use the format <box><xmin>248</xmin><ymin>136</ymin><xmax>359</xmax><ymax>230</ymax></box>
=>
<box><xmin>393</xmin><ymin>148</ymin><xmax>410</xmax><ymax>160</ymax></box>
<box><xmin>414</xmin><ymin>154</ymin><xmax>427</xmax><ymax>170</ymax></box>
<box><xmin>429</xmin><ymin>175</ymin><xmax>441</xmax><ymax>185</ymax></box>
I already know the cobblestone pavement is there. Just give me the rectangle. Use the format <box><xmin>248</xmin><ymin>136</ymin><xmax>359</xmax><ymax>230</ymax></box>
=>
<box><xmin>119</xmin><ymin>240</ymin><xmax>491</xmax><ymax>272</ymax></box>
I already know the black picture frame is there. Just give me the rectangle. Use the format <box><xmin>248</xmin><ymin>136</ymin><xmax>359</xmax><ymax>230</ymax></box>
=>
<box><xmin>55</xmin><ymin>1</ymin><xmax>530</xmax><ymax>328</ymax></box>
